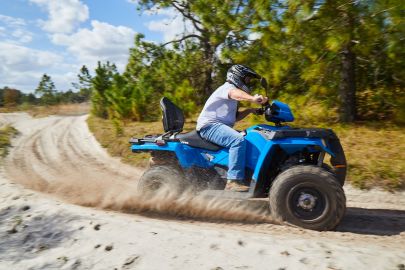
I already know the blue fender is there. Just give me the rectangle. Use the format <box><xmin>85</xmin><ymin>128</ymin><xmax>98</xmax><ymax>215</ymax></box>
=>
<box><xmin>131</xmin><ymin>142</ymin><xmax>229</xmax><ymax>169</ymax></box>
<box><xmin>247</xmin><ymin>138</ymin><xmax>333</xmax><ymax>181</ymax></box>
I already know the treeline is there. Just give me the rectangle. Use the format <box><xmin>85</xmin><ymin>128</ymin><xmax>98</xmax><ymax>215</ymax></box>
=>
<box><xmin>0</xmin><ymin>87</ymin><xmax>36</xmax><ymax>107</ymax></box>
<box><xmin>88</xmin><ymin>0</ymin><xmax>404</xmax><ymax>123</ymax></box>
<box><xmin>34</xmin><ymin>73</ymin><xmax>91</xmax><ymax>105</ymax></box>
<box><xmin>5</xmin><ymin>1</ymin><xmax>403</xmax><ymax>124</ymax></box>
<box><xmin>0</xmin><ymin>73</ymin><xmax>90</xmax><ymax>108</ymax></box>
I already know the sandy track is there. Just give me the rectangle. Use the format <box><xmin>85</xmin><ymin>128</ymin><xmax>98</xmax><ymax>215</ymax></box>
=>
<box><xmin>1</xmin><ymin>113</ymin><xmax>404</xmax><ymax>270</ymax></box>
<box><xmin>4</xmin><ymin>114</ymin><xmax>144</xmax><ymax>205</ymax></box>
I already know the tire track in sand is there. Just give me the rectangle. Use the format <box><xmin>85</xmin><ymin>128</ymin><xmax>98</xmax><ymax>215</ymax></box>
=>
<box><xmin>5</xmin><ymin>115</ymin><xmax>143</xmax><ymax>204</ymax></box>
<box><xmin>3</xmin><ymin>114</ymin><xmax>271</xmax><ymax>223</ymax></box>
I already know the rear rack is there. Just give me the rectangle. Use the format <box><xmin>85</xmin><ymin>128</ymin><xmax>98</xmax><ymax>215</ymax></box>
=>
<box><xmin>129</xmin><ymin>131</ymin><xmax>180</xmax><ymax>145</ymax></box>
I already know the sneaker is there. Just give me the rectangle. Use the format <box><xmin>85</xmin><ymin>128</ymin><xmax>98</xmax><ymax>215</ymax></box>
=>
<box><xmin>225</xmin><ymin>180</ymin><xmax>250</xmax><ymax>192</ymax></box>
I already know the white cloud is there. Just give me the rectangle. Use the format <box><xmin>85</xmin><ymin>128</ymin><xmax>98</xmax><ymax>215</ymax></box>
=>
<box><xmin>0</xmin><ymin>42</ymin><xmax>70</xmax><ymax>91</ymax></box>
<box><xmin>0</xmin><ymin>2</ymin><xmax>138</xmax><ymax>92</ymax></box>
<box><xmin>11</xmin><ymin>29</ymin><xmax>33</xmax><ymax>43</ymax></box>
<box><xmin>0</xmin><ymin>43</ymin><xmax>62</xmax><ymax>71</ymax></box>
<box><xmin>145</xmin><ymin>8</ymin><xmax>194</xmax><ymax>43</ymax></box>
<box><xmin>51</xmin><ymin>20</ymin><xmax>136</xmax><ymax>71</ymax></box>
<box><xmin>0</xmin><ymin>14</ymin><xmax>33</xmax><ymax>44</ymax></box>
<box><xmin>0</xmin><ymin>15</ymin><xmax>26</xmax><ymax>27</ymax></box>
<box><xmin>29</xmin><ymin>0</ymin><xmax>89</xmax><ymax>34</ymax></box>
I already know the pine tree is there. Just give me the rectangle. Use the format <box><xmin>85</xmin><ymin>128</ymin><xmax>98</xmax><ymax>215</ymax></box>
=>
<box><xmin>72</xmin><ymin>65</ymin><xmax>93</xmax><ymax>102</ymax></box>
<box><xmin>35</xmin><ymin>74</ymin><xmax>57</xmax><ymax>105</ymax></box>
<box><xmin>91</xmin><ymin>61</ymin><xmax>117</xmax><ymax>118</ymax></box>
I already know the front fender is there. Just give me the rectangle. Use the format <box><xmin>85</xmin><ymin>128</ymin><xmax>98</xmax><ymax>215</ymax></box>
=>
<box><xmin>276</xmin><ymin>138</ymin><xmax>334</xmax><ymax>157</ymax></box>
<box><xmin>252</xmin><ymin>137</ymin><xmax>332</xmax><ymax>182</ymax></box>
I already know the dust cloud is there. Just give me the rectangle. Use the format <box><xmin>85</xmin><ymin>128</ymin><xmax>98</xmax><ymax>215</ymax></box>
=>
<box><xmin>3</xmin><ymin>114</ymin><xmax>272</xmax><ymax>224</ymax></box>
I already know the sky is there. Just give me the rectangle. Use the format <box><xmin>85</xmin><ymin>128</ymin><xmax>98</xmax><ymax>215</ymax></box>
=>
<box><xmin>0</xmin><ymin>0</ymin><xmax>189</xmax><ymax>92</ymax></box>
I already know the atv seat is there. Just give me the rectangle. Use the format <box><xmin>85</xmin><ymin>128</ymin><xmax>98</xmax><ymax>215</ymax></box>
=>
<box><xmin>160</xmin><ymin>97</ymin><xmax>222</xmax><ymax>151</ymax></box>
<box><xmin>176</xmin><ymin>130</ymin><xmax>222</xmax><ymax>152</ymax></box>
<box><xmin>160</xmin><ymin>97</ymin><xmax>185</xmax><ymax>133</ymax></box>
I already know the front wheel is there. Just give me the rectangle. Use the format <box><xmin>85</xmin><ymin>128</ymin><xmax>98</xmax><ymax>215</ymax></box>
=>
<box><xmin>136</xmin><ymin>165</ymin><xmax>188</xmax><ymax>198</ymax></box>
<box><xmin>269</xmin><ymin>165</ymin><xmax>346</xmax><ymax>231</ymax></box>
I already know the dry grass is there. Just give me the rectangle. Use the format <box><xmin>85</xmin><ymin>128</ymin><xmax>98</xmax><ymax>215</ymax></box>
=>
<box><xmin>0</xmin><ymin>103</ymin><xmax>90</xmax><ymax>117</ymax></box>
<box><xmin>0</xmin><ymin>125</ymin><xmax>19</xmax><ymax>157</ymax></box>
<box><xmin>335</xmin><ymin>124</ymin><xmax>405</xmax><ymax>190</ymax></box>
<box><xmin>88</xmin><ymin>114</ymin><xmax>405</xmax><ymax>191</ymax></box>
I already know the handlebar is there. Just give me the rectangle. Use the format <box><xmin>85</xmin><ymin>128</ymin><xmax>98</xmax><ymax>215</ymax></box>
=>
<box><xmin>254</xmin><ymin>101</ymin><xmax>271</xmax><ymax>116</ymax></box>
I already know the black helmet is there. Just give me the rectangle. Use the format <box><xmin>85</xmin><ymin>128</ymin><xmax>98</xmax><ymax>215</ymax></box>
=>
<box><xmin>226</xmin><ymin>64</ymin><xmax>260</xmax><ymax>93</ymax></box>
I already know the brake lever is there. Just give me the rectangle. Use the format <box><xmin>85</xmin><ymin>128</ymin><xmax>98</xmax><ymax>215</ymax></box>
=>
<box><xmin>255</xmin><ymin>108</ymin><xmax>265</xmax><ymax>115</ymax></box>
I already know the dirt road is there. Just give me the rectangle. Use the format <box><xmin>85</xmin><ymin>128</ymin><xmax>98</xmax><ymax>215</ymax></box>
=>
<box><xmin>0</xmin><ymin>113</ymin><xmax>404</xmax><ymax>270</ymax></box>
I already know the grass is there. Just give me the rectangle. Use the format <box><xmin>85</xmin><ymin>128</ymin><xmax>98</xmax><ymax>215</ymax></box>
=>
<box><xmin>0</xmin><ymin>103</ymin><xmax>90</xmax><ymax>118</ymax></box>
<box><xmin>0</xmin><ymin>125</ymin><xmax>19</xmax><ymax>157</ymax></box>
<box><xmin>88</xmin><ymin>112</ymin><xmax>405</xmax><ymax>191</ymax></box>
<box><xmin>334</xmin><ymin>124</ymin><xmax>405</xmax><ymax>190</ymax></box>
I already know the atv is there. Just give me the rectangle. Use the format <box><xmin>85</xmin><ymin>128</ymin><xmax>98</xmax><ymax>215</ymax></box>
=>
<box><xmin>130</xmin><ymin>80</ymin><xmax>347</xmax><ymax>231</ymax></box>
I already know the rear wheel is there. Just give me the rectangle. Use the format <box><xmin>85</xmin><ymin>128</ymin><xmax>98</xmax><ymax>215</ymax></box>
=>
<box><xmin>136</xmin><ymin>165</ymin><xmax>188</xmax><ymax>198</ymax></box>
<box><xmin>269</xmin><ymin>165</ymin><xmax>346</xmax><ymax>231</ymax></box>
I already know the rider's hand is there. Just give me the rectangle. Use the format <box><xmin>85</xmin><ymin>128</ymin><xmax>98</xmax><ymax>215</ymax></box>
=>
<box><xmin>254</xmin><ymin>108</ymin><xmax>265</xmax><ymax>115</ymax></box>
<box><xmin>252</xmin><ymin>94</ymin><xmax>269</xmax><ymax>105</ymax></box>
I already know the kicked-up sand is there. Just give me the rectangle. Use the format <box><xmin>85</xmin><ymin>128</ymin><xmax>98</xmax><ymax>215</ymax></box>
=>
<box><xmin>0</xmin><ymin>113</ymin><xmax>404</xmax><ymax>269</ymax></box>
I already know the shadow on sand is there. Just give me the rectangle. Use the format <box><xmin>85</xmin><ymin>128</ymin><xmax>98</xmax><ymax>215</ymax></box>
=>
<box><xmin>0</xmin><ymin>206</ymin><xmax>78</xmax><ymax>261</ymax></box>
<box><xmin>124</xmin><ymin>197</ymin><xmax>405</xmax><ymax>236</ymax></box>
<box><xmin>336</xmin><ymin>207</ymin><xmax>405</xmax><ymax>236</ymax></box>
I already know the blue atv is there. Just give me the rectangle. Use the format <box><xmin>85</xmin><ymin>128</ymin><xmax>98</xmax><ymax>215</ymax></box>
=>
<box><xmin>130</xmin><ymin>88</ymin><xmax>347</xmax><ymax>231</ymax></box>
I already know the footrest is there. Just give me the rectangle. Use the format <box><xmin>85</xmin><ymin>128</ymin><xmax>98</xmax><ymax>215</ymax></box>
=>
<box><xmin>199</xmin><ymin>190</ymin><xmax>254</xmax><ymax>200</ymax></box>
<box><xmin>197</xmin><ymin>190</ymin><xmax>269</xmax><ymax>214</ymax></box>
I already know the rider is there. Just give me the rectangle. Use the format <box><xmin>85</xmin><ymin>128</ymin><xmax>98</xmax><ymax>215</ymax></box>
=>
<box><xmin>196</xmin><ymin>64</ymin><xmax>268</xmax><ymax>192</ymax></box>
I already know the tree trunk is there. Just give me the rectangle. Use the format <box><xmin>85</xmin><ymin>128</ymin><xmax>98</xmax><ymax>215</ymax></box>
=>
<box><xmin>339</xmin><ymin>44</ymin><xmax>357</xmax><ymax>122</ymax></box>
<box><xmin>203</xmin><ymin>65</ymin><xmax>213</xmax><ymax>100</ymax></box>
<box><xmin>339</xmin><ymin>4</ymin><xmax>357</xmax><ymax>123</ymax></box>
<box><xmin>201</xmin><ymin>40</ymin><xmax>214</xmax><ymax>103</ymax></box>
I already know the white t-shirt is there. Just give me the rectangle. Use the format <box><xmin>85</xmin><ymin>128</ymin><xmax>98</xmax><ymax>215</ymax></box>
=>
<box><xmin>196</xmin><ymin>82</ymin><xmax>238</xmax><ymax>130</ymax></box>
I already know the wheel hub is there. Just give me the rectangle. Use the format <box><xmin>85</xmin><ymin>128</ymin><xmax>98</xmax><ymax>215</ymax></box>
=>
<box><xmin>297</xmin><ymin>193</ymin><xmax>317</xmax><ymax>210</ymax></box>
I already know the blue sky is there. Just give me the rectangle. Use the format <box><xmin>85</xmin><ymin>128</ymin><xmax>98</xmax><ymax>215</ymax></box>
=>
<box><xmin>0</xmin><ymin>0</ymin><xmax>187</xmax><ymax>92</ymax></box>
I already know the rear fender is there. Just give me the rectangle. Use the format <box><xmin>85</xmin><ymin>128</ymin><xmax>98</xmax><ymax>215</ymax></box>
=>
<box><xmin>131</xmin><ymin>142</ymin><xmax>224</xmax><ymax>169</ymax></box>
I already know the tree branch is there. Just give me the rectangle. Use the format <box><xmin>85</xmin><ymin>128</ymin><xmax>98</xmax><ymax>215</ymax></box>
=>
<box><xmin>170</xmin><ymin>1</ymin><xmax>205</xmax><ymax>33</ymax></box>
<box><xmin>371</xmin><ymin>5</ymin><xmax>398</xmax><ymax>17</ymax></box>
<box><xmin>160</xmin><ymin>34</ymin><xmax>203</xmax><ymax>47</ymax></box>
